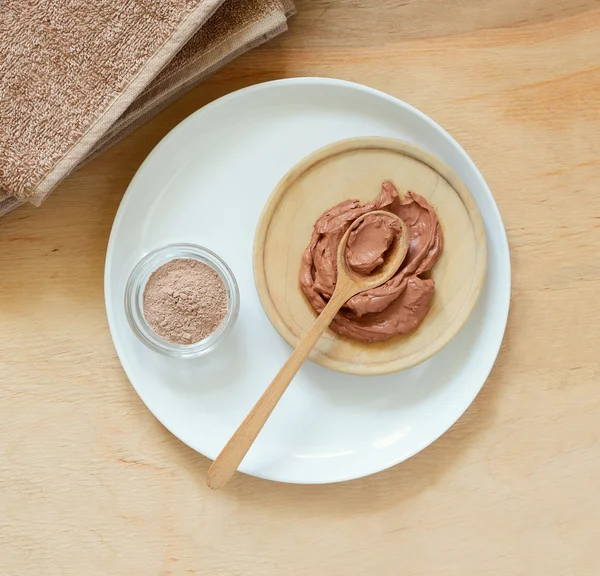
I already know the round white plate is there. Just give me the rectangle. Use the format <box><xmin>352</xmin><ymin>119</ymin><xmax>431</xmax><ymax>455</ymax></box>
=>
<box><xmin>105</xmin><ymin>78</ymin><xmax>510</xmax><ymax>484</ymax></box>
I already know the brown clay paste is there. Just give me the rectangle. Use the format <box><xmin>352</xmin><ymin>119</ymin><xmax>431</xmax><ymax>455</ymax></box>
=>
<box><xmin>299</xmin><ymin>180</ymin><xmax>443</xmax><ymax>342</ymax></box>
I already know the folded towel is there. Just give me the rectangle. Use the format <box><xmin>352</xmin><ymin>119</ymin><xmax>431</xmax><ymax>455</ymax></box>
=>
<box><xmin>0</xmin><ymin>0</ymin><xmax>295</xmax><ymax>217</ymax></box>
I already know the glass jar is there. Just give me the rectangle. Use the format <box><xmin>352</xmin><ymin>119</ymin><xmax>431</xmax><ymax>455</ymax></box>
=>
<box><xmin>124</xmin><ymin>243</ymin><xmax>239</xmax><ymax>358</ymax></box>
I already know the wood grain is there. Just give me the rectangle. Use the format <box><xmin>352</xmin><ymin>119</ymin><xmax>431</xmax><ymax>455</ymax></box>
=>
<box><xmin>1</xmin><ymin>1</ymin><xmax>600</xmax><ymax>574</ymax></box>
<box><xmin>254</xmin><ymin>138</ymin><xmax>487</xmax><ymax>374</ymax></box>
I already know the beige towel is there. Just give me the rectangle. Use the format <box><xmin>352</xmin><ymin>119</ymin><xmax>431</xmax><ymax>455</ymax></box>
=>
<box><xmin>0</xmin><ymin>0</ymin><xmax>295</xmax><ymax>217</ymax></box>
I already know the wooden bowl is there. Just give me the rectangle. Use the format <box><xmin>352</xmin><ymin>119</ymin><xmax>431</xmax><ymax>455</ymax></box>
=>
<box><xmin>253</xmin><ymin>138</ymin><xmax>487</xmax><ymax>375</ymax></box>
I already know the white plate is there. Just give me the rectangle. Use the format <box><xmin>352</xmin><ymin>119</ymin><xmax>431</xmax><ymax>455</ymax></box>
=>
<box><xmin>105</xmin><ymin>78</ymin><xmax>510</xmax><ymax>484</ymax></box>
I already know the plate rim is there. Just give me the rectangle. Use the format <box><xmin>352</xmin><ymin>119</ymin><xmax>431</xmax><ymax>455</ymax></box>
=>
<box><xmin>253</xmin><ymin>136</ymin><xmax>488</xmax><ymax>375</ymax></box>
<box><xmin>104</xmin><ymin>77</ymin><xmax>511</xmax><ymax>484</ymax></box>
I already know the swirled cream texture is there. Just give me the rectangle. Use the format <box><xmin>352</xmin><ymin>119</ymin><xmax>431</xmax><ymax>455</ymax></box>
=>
<box><xmin>299</xmin><ymin>180</ymin><xmax>443</xmax><ymax>342</ymax></box>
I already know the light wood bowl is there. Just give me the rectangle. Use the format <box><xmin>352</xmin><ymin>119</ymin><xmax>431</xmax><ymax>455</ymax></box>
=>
<box><xmin>253</xmin><ymin>138</ymin><xmax>487</xmax><ymax>375</ymax></box>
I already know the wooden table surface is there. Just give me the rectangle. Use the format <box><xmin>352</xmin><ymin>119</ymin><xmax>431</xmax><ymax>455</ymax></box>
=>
<box><xmin>2</xmin><ymin>1</ymin><xmax>599</xmax><ymax>574</ymax></box>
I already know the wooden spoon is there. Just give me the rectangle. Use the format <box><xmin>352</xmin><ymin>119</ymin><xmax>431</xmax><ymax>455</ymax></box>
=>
<box><xmin>206</xmin><ymin>210</ymin><xmax>409</xmax><ymax>489</ymax></box>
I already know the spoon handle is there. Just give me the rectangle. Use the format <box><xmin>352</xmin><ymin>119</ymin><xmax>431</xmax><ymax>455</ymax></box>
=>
<box><xmin>206</xmin><ymin>281</ymin><xmax>355</xmax><ymax>490</ymax></box>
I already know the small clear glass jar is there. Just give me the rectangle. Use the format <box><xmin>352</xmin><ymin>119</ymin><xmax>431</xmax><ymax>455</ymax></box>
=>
<box><xmin>124</xmin><ymin>243</ymin><xmax>239</xmax><ymax>358</ymax></box>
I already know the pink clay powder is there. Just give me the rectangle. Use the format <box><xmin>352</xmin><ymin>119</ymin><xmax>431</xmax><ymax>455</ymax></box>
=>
<box><xmin>143</xmin><ymin>258</ymin><xmax>228</xmax><ymax>345</ymax></box>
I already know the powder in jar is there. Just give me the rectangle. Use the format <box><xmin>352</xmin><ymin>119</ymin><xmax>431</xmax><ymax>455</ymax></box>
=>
<box><xmin>143</xmin><ymin>258</ymin><xmax>228</xmax><ymax>345</ymax></box>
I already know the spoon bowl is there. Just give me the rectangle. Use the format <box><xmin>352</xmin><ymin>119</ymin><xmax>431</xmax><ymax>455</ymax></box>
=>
<box><xmin>338</xmin><ymin>210</ymin><xmax>408</xmax><ymax>291</ymax></box>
